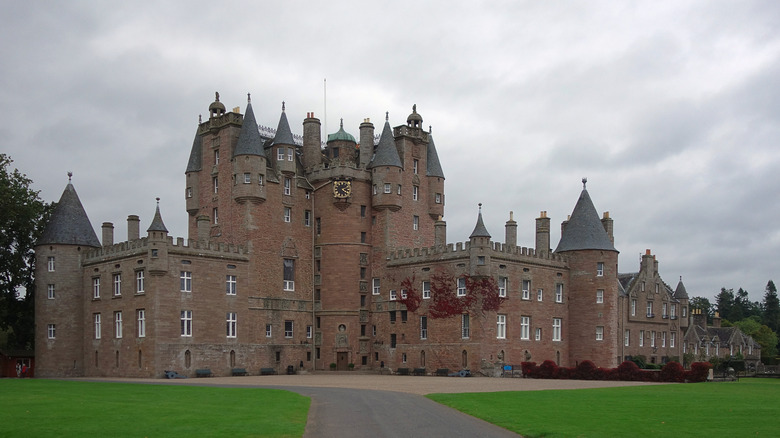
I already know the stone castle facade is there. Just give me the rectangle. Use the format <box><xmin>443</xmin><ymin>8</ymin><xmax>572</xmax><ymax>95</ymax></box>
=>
<box><xmin>35</xmin><ymin>93</ymin><xmax>694</xmax><ymax>377</ymax></box>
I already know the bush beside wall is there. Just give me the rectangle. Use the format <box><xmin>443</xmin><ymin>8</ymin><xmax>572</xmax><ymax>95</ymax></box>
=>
<box><xmin>520</xmin><ymin>361</ymin><xmax>711</xmax><ymax>383</ymax></box>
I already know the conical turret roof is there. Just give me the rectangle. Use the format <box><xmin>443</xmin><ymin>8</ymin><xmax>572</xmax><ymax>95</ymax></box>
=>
<box><xmin>38</xmin><ymin>179</ymin><xmax>100</xmax><ymax>247</ymax></box>
<box><xmin>368</xmin><ymin>114</ymin><xmax>402</xmax><ymax>168</ymax></box>
<box><xmin>675</xmin><ymin>277</ymin><xmax>689</xmax><ymax>299</ymax></box>
<box><xmin>555</xmin><ymin>183</ymin><xmax>617</xmax><ymax>253</ymax></box>
<box><xmin>426</xmin><ymin>129</ymin><xmax>444</xmax><ymax>178</ymax></box>
<box><xmin>469</xmin><ymin>204</ymin><xmax>491</xmax><ymax>238</ymax></box>
<box><xmin>272</xmin><ymin>102</ymin><xmax>295</xmax><ymax>146</ymax></box>
<box><xmin>146</xmin><ymin>199</ymin><xmax>168</xmax><ymax>233</ymax></box>
<box><xmin>234</xmin><ymin>98</ymin><xmax>264</xmax><ymax>157</ymax></box>
<box><xmin>185</xmin><ymin>133</ymin><xmax>202</xmax><ymax>173</ymax></box>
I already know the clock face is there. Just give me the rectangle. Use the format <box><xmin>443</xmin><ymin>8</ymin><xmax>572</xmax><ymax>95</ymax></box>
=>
<box><xmin>333</xmin><ymin>180</ymin><xmax>352</xmax><ymax>198</ymax></box>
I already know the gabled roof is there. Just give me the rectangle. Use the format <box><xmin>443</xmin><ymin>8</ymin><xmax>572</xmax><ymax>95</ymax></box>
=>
<box><xmin>469</xmin><ymin>205</ymin><xmax>491</xmax><ymax>238</ymax></box>
<box><xmin>272</xmin><ymin>103</ymin><xmax>295</xmax><ymax>146</ymax></box>
<box><xmin>185</xmin><ymin>134</ymin><xmax>202</xmax><ymax>173</ymax></box>
<box><xmin>38</xmin><ymin>181</ymin><xmax>100</xmax><ymax>247</ymax></box>
<box><xmin>233</xmin><ymin>101</ymin><xmax>264</xmax><ymax>157</ymax></box>
<box><xmin>146</xmin><ymin>200</ymin><xmax>168</xmax><ymax>233</ymax></box>
<box><xmin>368</xmin><ymin>116</ymin><xmax>402</xmax><ymax>168</ymax></box>
<box><xmin>555</xmin><ymin>187</ymin><xmax>617</xmax><ymax>253</ymax></box>
<box><xmin>426</xmin><ymin>131</ymin><xmax>445</xmax><ymax>178</ymax></box>
<box><xmin>618</xmin><ymin>273</ymin><xmax>637</xmax><ymax>295</ymax></box>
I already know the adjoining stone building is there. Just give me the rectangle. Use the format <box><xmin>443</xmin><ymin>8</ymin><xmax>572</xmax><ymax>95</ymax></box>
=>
<box><xmin>35</xmin><ymin>93</ymin><xmax>709</xmax><ymax>377</ymax></box>
<box><xmin>683</xmin><ymin>310</ymin><xmax>762</xmax><ymax>371</ymax></box>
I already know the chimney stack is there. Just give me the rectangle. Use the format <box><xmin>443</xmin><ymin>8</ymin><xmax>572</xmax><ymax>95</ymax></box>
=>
<box><xmin>127</xmin><ymin>215</ymin><xmax>140</xmax><ymax>241</ymax></box>
<box><xmin>535</xmin><ymin>211</ymin><xmax>550</xmax><ymax>254</ymax></box>
<box><xmin>102</xmin><ymin>222</ymin><xmax>114</xmax><ymax>246</ymax></box>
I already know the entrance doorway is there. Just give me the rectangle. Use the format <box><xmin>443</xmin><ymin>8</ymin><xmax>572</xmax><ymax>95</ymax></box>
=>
<box><xmin>337</xmin><ymin>352</ymin><xmax>349</xmax><ymax>371</ymax></box>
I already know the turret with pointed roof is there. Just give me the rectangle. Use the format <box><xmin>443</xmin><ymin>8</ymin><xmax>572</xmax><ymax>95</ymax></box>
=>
<box><xmin>368</xmin><ymin>114</ymin><xmax>403</xmax><ymax>169</ymax></box>
<box><xmin>555</xmin><ymin>180</ymin><xmax>617</xmax><ymax>253</ymax></box>
<box><xmin>232</xmin><ymin>95</ymin><xmax>267</xmax><ymax>204</ymax></box>
<box><xmin>38</xmin><ymin>176</ymin><xmax>100</xmax><ymax>248</ymax></box>
<box><xmin>469</xmin><ymin>204</ymin><xmax>491</xmax><ymax>239</ymax></box>
<box><xmin>369</xmin><ymin>113</ymin><xmax>403</xmax><ymax>211</ymax></box>
<box><xmin>426</xmin><ymin>127</ymin><xmax>445</xmax><ymax>219</ymax></box>
<box><xmin>270</xmin><ymin>102</ymin><xmax>297</xmax><ymax>175</ymax></box>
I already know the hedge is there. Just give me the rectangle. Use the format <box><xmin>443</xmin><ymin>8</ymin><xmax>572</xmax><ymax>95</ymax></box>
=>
<box><xmin>520</xmin><ymin>361</ymin><xmax>711</xmax><ymax>383</ymax></box>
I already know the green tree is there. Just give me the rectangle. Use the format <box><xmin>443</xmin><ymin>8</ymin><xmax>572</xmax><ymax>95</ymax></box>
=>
<box><xmin>763</xmin><ymin>280</ymin><xmax>779</xmax><ymax>333</ymax></box>
<box><xmin>0</xmin><ymin>154</ymin><xmax>51</xmax><ymax>349</ymax></box>
<box><xmin>689</xmin><ymin>296</ymin><xmax>713</xmax><ymax>324</ymax></box>
<box><xmin>733</xmin><ymin>317</ymin><xmax>779</xmax><ymax>362</ymax></box>
<box><xmin>716</xmin><ymin>288</ymin><xmax>735</xmax><ymax>321</ymax></box>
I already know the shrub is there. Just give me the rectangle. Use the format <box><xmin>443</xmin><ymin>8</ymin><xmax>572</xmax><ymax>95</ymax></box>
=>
<box><xmin>521</xmin><ymin>361</ymin><xmax>537</xmax><ymax>378</ymax></box>
<box><xmin>617</xmin><ymin>361</ymin><xmax>641</xmax><ymax>381</ymax></box>
<box><xmin>660</xmin><ymin>361</ymin><xmax>685</xmax><ymax>382</ymax></box>
<box><xmin>537</xmin><ymin>360</ymin><xmax>559</xmax><ymax>379</ymax></box>
<box><xmin>574</xmin><ymin>360</ymin><xmax>598</xmax><ymax>380</ymax></box>
<box><xmin>685</xmin><ymin>362</ymin><xmax>712</xmax><ymax>383</ymax></box>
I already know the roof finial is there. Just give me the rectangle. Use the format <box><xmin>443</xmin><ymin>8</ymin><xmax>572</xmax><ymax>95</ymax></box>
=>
<box><xmin>429</xmin><ymin>125</ymin><xmax>432</xmax><ymax>134</ymax></box>
<box><xmin>67</xmin><ymin>171</ymin><xmax>73</xmax><ymax>182</ymax></box>
<box><xmin>198</xmin><ymin>114</ymin><xmax>202</xmax><ymax>124</ymax></box>
<box><xmin>215</xmin><ymin>92</ymin><xmax>220</xmax><ymax>102</ymax></box>
<box><xmin>156</xmin><ymin>197</ymin><xmax>160</xmax><ymax>205</ymax></box>
<box><xmin>478</xmin><ymin>202</ymin><xmax>482</xmax><ymax>212</ymax></box>
<box><xmin>247</xmin><ymin>93</ymin><xmax>251</xmax><ymax>103</ymax></box>
<box><xmin>582</xmin><ymin>177</ymin><xmax>587</xmax><ymax>189</ymax></box>
<box><xmin>340</xmin><ymin>118</ymin><xmax>343</xmax><ymax>128</ymax></box>
<box><xmin>282</xmin><ymin>101</ymin><xmax>286</xmax><ymax>112</ymax></box>
<box><xmin>385</xmin><ymin>111</ymin><xmax>389</xmax><ymax>121</ymax></box>
<box><xmin>412</xmin><ymin>104</ymin><xmax>417</xmax><ymax>113</ymax></box>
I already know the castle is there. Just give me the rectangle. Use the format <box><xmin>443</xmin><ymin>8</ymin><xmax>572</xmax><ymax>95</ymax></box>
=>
<box><xmin>35</xmin><ymin>93</ymin><xmax>700</xmax><ymax>377</ymax></box>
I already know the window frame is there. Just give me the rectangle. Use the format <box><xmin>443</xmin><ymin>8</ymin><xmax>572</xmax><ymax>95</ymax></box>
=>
<box><xmin>94</xmin><ymin>313</ymin><xmax>101</xmax><ymax>339</ymax></box>
<box><xmin>226</xmin><ymin>275</ymin><xmax>237</xmax><ymax>295</ymax></box>
<box><xmin>596</xmin><ymin>289</ymin><xmax>604</xmax><ymax>304</ymax></box>
<box><xmin>496</xmin><ymin>314</ymin><xmax>507</xmax><ymax>339</ymax></box>
<box><xmin>420</xmin><ymin>316</ymin><xmax>428</xmax><ymax>340</ymax></box>
<box><xmin>113</xmin><ymin>273</ymin><xmax>122</xmax><ymax>297</ymax></box>
<box><xmin>283</xmin><ymin>259</ymin><xmax>295</xmax><ymax>291</ymax></box>
<box><xmin>555</xmin><ymin>283</ymin><xmax>564</xmax><ymax>303</ymax></box>
<box><xmin>227</xmin><ymin>312</ymin><xmax>237</xmax><ymax>338</ymax></box>
<box><xmin>498</xmin><ymin>277</ymin><xmax>507</xmax><ymax>297</ymax></box>
<box><xmin>180</xmin><ymin>271</ymin><xmax>192</xmax><ymax>293</ymax></box>
<box><xmin>422</xmin><ymin>281</ymin><xmax>431</xmax><ymax>299</ymax></box>
<box><xmin>461</xmin><ymin>314</ymin><xmax>470</xmax><ymax>339</ymax></box>
<box><xmin>181</xmin><ymin>310</ymin><xmax>192</xmax><ymax>337</ymax></box>
<box><xmin>136</xmin><ymin>270</ymin><xmax>145</xmax><ymax>294</ymax></box>
<box><xmin>596</xmin><ymin>325</ymin><xmax>604</xmax><ymax>341</ymax></box>
<box><xmin>520</xmin><ymin>316</ymin><xmax>530</xmax><ymax>340</ymax></box>
<box><xmin>137</xmin><ymin>309</ymin><xmax>146</xmax><ymax>338</ymax></box>
<box><xmin>522</xmin><ymin>280</ymin><xmax>531</xmax><ymax>300</ymax></box>
<box><xmin>457</xmin><ymin>277</ymin><xmax>466</xmax><ymax>297</ymax></box>
<box><xmin>552</xmin><ymin>318</ymin><xmax>562</xmax><ymax>341</ymax></box>
<box><xmin>114</xmin><ymin>311</ymin><xmax>123</xmax><ymax>339</ymax></box>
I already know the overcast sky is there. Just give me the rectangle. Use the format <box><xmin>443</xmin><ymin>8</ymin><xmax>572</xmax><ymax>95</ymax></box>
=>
<box><xmin>3</xmin><ymin>1</ymin><xmax>779</xmax><ymax>303</ymax></box>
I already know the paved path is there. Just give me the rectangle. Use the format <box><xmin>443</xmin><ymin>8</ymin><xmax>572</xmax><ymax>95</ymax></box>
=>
<box><xmin>71</xmin><ymin>374</ymin><xmax>664</xmax><ymax>437</ymax></box>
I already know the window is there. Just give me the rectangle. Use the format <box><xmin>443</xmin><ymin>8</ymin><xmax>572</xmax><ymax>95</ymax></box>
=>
<box><xmin>650</xmin><ymin>331</ymin><xmax>656</xmax><ymax>347</ymax></box>
<box><xmin>226</xmin><ymin>312</ymin><xmax>237</xmax><ymax>338</ymax></box>
<box><xmin>402</xmin><ymin>353</ymin><xmax>407</xmax><ymax>363</ymax></box>
<box><xmin>389</xmin><ymin>311</ymin><xmax>396</xmax><ymax>323</ymax></box>
<box><xmin>597</xmin><ymin>262</ymin><xmax>604</xmax><ymax>276</ymax></box>
<box><xmin>214</xmin><ymin>150</ymin><xmax>220</xmax><ymax>165</ymax></box>
<box><xmin>457</xmin><ymin>277</ymin><xmax>466</xmax><ymax>297</ymax></box>
<box><xmin>266</xmin><ymin>324</ymin><xmax>272</xmax><ymax>337</ymax></box>
<box><xmin>537</xmin><ymin>289</ymin><xmax>543</xmax><ymax>302</ymax></box>
<box><xmin>390</xmin><ymin>334</ymin><xmax>397</xmax><ymax>348</ymax></box>
<box><xmin>181</xmin><ymin>311</ymin><xmax>192</xmax><ymax>337</ymax></box>
<box><xmin>670</xmin><ymin>332</ymin><xmax>676</xmax><ymax>348</ymax></box>
<box><xmin>401</xmin><ymin>289</ymin><xmax>408</xmax><ymax>299</ymax></box>
<box><xmin>397</xmin><ymin>184</ymin><xmax>402</xmax><ymax>195</ymax></box>
<box><xmin>305</xmin><ymin>190</ymin><xmax>310</xmax><ymax>199</ymax></box>
<box><xmin>555</xmin><ymin>284</ymin><xmax>563</xmax><ymax>303</ymax></box>
<box><xmin>477</xmin><ymin>256</ymin><xmax>485</xmax><ymax>265</ymax></box>
<box><xmin>360</xmin><ymin>205</ymin><xmax>366</xmax><ymax>217</ymax></box>
<box><xmin>372</xmin><ymin>325</ymin><xmax>376</xmax><ymax>336</ymax></box>
<box><xmin>596</xmin><ymin>326</ymin><xmax>603</xmax><ymax>341</ymax></box>
<box><xmin>522</xmin><ymin>280</ymin><xmax>531</xmax><ymax>300</ymax></box>
<box><xmin>287</xmin><ymin>147</ymin><xmax>294</xmax><ymax>161</ymax></box>
<box><xmin>180</xmin><ymin>271</ymin><xmax>192</xmax><ymax>292</ymax></box>
<box><xmin>390</xmin><ymin>290</ymin><xmax>397</xmax><ymax>301</ymax></box>
<box><xmin>640</xmin><ymin>330</ymin><xmax>645</xmax><ymax>347</ymax></box>
<box><xmin>661</xmin><ymin>331</ymin><xmax>667</xmax><ymax>347</ymax></box>
<box><xmin>624</xmin><ymin>329</ymin><xmax>630</xmax><ymax>346</ymax></box>
<box><xmin>186</xmin><ymin>187</ymin><xmax>193</xmax><ymax>198</ymax></box>
<box><xmin>361</xmin><ymin>232</ymin><xmax>366</xmax><ymax>243</ymax></box>
<box><xmin>641</xmin><ymin>281</ymin><xmax>646</xmax><ymax>291</ymax></box>
<box><xmin>372</xmin><ymin>278</ymin><xmax>380</xmax><ymax>295</ymax></box>
<box><xmin>671</xmin><ymin>304</ymin><xmax>677</xmax><ymax>319</ymax></box>
<box><xmin>114</xmin><ymin>311</ymin><xmax>123</xmax><ymax>339</ymax></box>
<box><xmin>663</xmin><ymin>303</ymin><xmax>668</xmax><ymax>318</ymax></box>
<box><xmin>242</xmin><ymin>172</ymin><xmax>251</xmax><ymax>184</ymax></box>
<box><xmin>655</xmin><ymin>283</ymin><xmax>660</xmax><ymax>294</ymax></box>
<box><xmin>136</xmin><ymin>270</ymin><xmax>144</xmax><ymax>294</ymax></box>
<box><xmin>413</xmin><ymin>215</ymin><xmax>419</xmax><ymax>230</ymax></box>
<box><xmin>137</xmin><ymin>309</ymin><xmax>146</xmax><ymax>338</ymax></box>
<box><xmin>435</xmin><ymin>193</ymin><xmax>442</xmax><ymax>204</ymax></box>
<box><xmin>535</xmin><ymin>327</ymin><xmax>541</xmax><ymax>341</ymax></box>
<box><xmin>631</xmin><ymin>299</ymin><xmax>637</xmax><ymax>316</ymax></box>
<box><xmin>383</xmin><ymin>183</ymin><xmax>391</xmax><ymax>194</ymax></box>
<box><xmin>413</xmin><ymin>159</ymin><xmax>419</xmax><ymax>174</ymax></box>
<box><xmin>113</xmin><ymin>273</ymin><xmax>121</xmax><ymax>297</ymax></box>
<box><xmin>213</xmin><ymin>176</ymin><xmax>218</xmax><ymax>194</ymax></box>
<box><xmin>304</xmin><ymin>210</ymin><xmax>311</xmax><ymax>227</ymax></box>
<box><xmin>277</xmin><ymin>148</ymin><xmax>285</xmax><ymax>160</ymax></box>
<box><xmin>682</xmin><ymin>306</ymin><xmax>687</xmax><ymax>317</ymax></box>
<box><xmin>552</xmin><ymin>318</ymin><xmax>562</xmax><ymax>341</ymax></box>
<box><xmin>412</xmin><ymin>186</ymin><xmax>419</xmax><ymax>201</ymax></box>
<box><xmin>596</xmin><ymin>289</ymin><xmax>604</xmax><ymax>303</ymax></box>
<box><xmin>284</xmin><ymin>207</ymin><xmax>291</xmax><ymax>223</ymax></box>
<box><xmin>47</xmin><ymin>256</ymin><xmax>55</xmax><ymax>272</ymax></box>
<box><xmin>258</xmin><ymin>174</ymin><xmax>264</xmax><ymax>185</ymax></box>
<box><xmin>422</xmin><ymin>281</ymin><xmax>431</xmax><ymax>299</ymax></box>
<box><xmin>47</xmin><ymin>284</ymin><xmax>55</xmax><ymax>299</ymax></box>
<box><xmin>646</xmin><ymin>301</ymin><xmax>653</xmax><ymax>317</ymax></box>
<box><xmin>284</xmin><ymin>177</ymin><xmax>291</xmax><ymax>195</ymax></box>
<box><xmin>373</xmin><ymin>185</ymin><xmax>377</xmax><ymax>195</ymax></box>
<box><xmin>93</xmin><ymin>277</ymin><xmax>100</xmax><ymax>299</ymax></box>
<box><xmin>498</xmin><ymin>277</ymin><xmax>507</xmax><ymax>297</ymax></box>
<box><xmin>521</xmin><ymin>316</ymin><xmax>530</xmax><ymax>340</ymax></box>
<box><xmin>496</xmin><ymin>315</ymin><xmax>506</xmax><ymax>339</ymax></box>
<box><xmin>94</xmin><ymin>313</ymin><xmax>101</xmax><ymax>339</ymax></box>
<box><xmin>420</xmin><ymin>316</ymin><xmax>428</xmax><ymax>339</ymax></box>
<box><xmin>47</xmin><ymin>324</ymin><xmax>55</xmax><ymax>339</ymax></box>
<box><xmin>462</xmin><ymin>314</ymin><xmax>470</xmax><ymax>339</ymax></box>
<box><xmin>283</xmin><ymin>259</ymin><xmax>295</xmax><ymax>291</ymax></box>
<box><xmin>316</xmin><ymin>217</ymin><xmax>321</xmax><ymax>235</ymax></box>
<box><xmin>307</xmin><ymin>325</ymin><xmax>313</xmax><ymax>338</ymax></box>
<box><xmin>226</xmin><ymin>275</ymin><xmax>237</xmax><ymax>295</ymax></box>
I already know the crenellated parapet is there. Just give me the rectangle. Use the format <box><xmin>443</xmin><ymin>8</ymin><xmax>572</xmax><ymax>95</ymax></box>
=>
<box><xmin>83</xmin><ymin>235</ymin><xmax>248</xmax><ymax>265</ymax></box>
<box><xmin>386</xmin><ymin>240</ymin><xmax>567</xmax><ymax>267</ymax></box>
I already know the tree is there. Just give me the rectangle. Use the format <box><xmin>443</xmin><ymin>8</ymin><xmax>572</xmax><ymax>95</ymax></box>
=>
<box><xmin>763</xmin><ymin>280</ymin><xmax>779</xmax><ymax>333</ymax></box>
<box><xmin>689</xmin><ymin>296</ymin><xmax>713</xmax><ymax>324</ymax></box>
<box><xmin>0</xmin><ymin>154</ymin><xmax>51</xmax><ymax>349</ymax></box>
<box><xmin>716</xmin><ymin>288</ymin><xmax>735</xmax><ymax>321</ymax></box>
<box><xmin>733</xmin><ymin>316</ymin><xmax>778</xmax><ymax>362</ymax></box>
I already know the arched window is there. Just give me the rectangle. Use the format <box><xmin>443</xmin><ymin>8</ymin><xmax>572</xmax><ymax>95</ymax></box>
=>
<box><xmin>185</xmin><ymin>350</ymin><xmax>191</xmax><ymax>368</ymax></box>
<box><xmin>462</xmin><ymin>350</ymin><xmax>468</xmax><ymax>368</ymax></box>
<box><xmin>420</xmin><ymin>350</ymin><xmax>426</xmax><ymax>367</ymax></box>
<box><xmin>230</xmin><ymin>350</ymin><xmax>236</xmax><ymax>368</ymax></box>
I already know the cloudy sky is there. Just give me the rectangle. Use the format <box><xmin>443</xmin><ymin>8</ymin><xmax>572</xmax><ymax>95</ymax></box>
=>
<box><xmin>3</xmin><ymin>1</ymin><xmax>779</xmax><ymax>303</ymax></box>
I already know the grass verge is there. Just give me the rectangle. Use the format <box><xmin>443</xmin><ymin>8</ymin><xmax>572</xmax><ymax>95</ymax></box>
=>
<box><xmin>0</xmin><ymin>379</ymin><xmax>309</xmax><ymax>437</ymax></box>
<box><xmin>427</xmin><ymin>378</ymin><xmax>780</xmax><ymax>437</ymax></box>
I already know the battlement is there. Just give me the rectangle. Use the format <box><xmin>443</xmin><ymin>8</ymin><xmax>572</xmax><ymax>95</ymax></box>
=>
<box><xmin>83</xmin><ymin>236</ymin><xmax>248</xmax><ymax>264</ymax></box>
<box><xmin>386</xmin><ymin>240</ymin><xmax>567</xmax><ymax>266</ymax></box>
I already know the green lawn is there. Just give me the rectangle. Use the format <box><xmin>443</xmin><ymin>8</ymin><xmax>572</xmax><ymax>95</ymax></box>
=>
<box><xmin>0</xmin><ymin>380</ymin><xmax>309</xmax><ymax>437</ymax></box>
<box><xmin>428</xmin><ymin>378</ymin><xmax>780</xmax><ymax>438</ymax></box>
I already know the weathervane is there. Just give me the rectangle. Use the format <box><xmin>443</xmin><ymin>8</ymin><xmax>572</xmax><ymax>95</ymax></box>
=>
<box><xmin>582</xmin><ymin>177</ymin><xmax>587</xmax><ymax>189</ymax></box>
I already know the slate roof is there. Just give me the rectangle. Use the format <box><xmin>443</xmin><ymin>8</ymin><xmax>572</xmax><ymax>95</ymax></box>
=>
<box><xmin>146</xmin><ymin>201</ymin><xmax>168</xmax><ymax>233</ymax></box>
<box><xmin>38</xmin><ymin>182</ymin><xmax>100</xmax><ymax>247</ymax></box>
<box><xmin>368</xmin><ymin>118</ymin><xmax>402</xmax><ymax>168</ymax></box>
<box><xmin>674</xmin><ymin>278</ymin><xmax>689</xmax><ymax>299</ymax></box>
<box><xmin>185</xmin><ymin>134</ymin><xmax>202</xmax><ymax>173</ymax></box>
<box><xmin>233</xmin><ymin>101</ymin><xmax>264</xmax><ymax>157</ymax></box>
<box><xmin>554</xmin><ymin>188</ymin><xmax>617</xmax><ymax>252</ymax></box>
<box><xmin>469</xmin><ymin>206</ymin><xmax>491</xmax><ymax>238</ymax></box>
<box><xmin>272</xmin><ymin>104</ymin><xmax>295</xmax><ymax>146</ymax></box>
<box><xmin>426</xmin><ymin>132</ymin><xmax>445</xmax><ymax>178</ymax></box>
